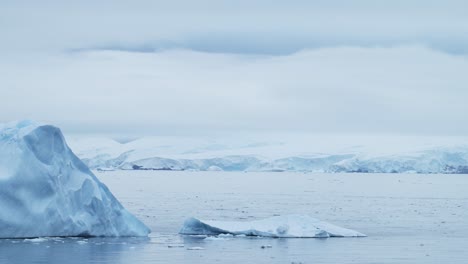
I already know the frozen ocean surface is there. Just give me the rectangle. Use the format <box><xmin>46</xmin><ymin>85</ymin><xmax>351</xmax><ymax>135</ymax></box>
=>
<box><xmin>1</xmin><ymin>171</ymin><xmax>467</xmax><ymax>264</ymax></box>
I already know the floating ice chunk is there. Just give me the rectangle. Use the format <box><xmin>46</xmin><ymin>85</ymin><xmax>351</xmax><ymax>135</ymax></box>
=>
<box><xmin>179</xmin><ymin>215</ymin><xmax>366</xmax><ymax>238</ymax></box>
<box><xmin>24</xmin><ymin>238</ymin><xmax>49</xmax><ymax>243</ymax></box>
<box><xmin>204</xmin><ymin>236</ymin><xmax>230</xmax><ymax>241</ymax></box>
<box><xmin>186</xmin><ymin>247</ymin><xmax>204</xmax><ymax>250</ymax></box>
<box><xmin>167</xmin><ymin>245</ymin><xmax>185</xmax><ymax>248</ymax></box>
<box><xmin>0</xmin><ymin>121</ymin><xmax>150</xmax><ymax>238</ymax></box>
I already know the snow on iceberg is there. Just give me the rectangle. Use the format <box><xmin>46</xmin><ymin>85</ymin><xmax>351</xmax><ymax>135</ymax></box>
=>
<box><xmin>179</xmin><ymin>215</ymin><xmax>366</xmax><ymax>238</ymax></box>
<box><xmin>0</xmin><ymin>121</ymin><xmax>150</xmax><ymax>238</ymax></box>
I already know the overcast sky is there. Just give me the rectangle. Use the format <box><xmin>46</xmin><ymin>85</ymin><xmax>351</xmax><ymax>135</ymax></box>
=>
<box><xmin>1</xmin><ymin>0</ymin><xmax>468</xmax><ymax>136</ymax></box>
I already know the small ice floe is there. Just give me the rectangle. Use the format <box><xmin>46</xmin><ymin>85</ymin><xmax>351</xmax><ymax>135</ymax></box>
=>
<box><xmin>76</xmin><ymin>240</ymin><xmax>88</xmax><ymax>245</ymax></box>
<box><xmin>204</xmin><ymin>236</ymin><xmax>230</xmax><ymax>241</ymax></box>
<box><xmin>219</xmin><ymin>234</ymin><xmax>235</xmax><ymax>238</ymax></box>
<box><xmin>187</xmin><ymin>235</ymin><xmax>208</xmax><ymax>238</ymax></box>
<box><xmin>23</xmin><ymin>238</ymin><xmax>48</xmax><ymax>243</ymax></box>
<box><xmin>179</xmin><ymin>214</ymin><xmax>366</xmax><ymax>238</ymax></box>
<box><xmin>186</xmin><ymin>247</ymin><xmax>204</xmax><ymax>250</ymax></box>
<box><xmin>167</xmin><ymin>245</ymin><xmax>185</xmax><ymax>248</ymax></box>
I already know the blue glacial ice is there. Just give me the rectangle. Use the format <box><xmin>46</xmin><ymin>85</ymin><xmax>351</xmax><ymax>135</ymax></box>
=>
<box><xmin>0</xmin><ymin>121</ymin><xmax>150</xmax><ymax>238</ymax></box>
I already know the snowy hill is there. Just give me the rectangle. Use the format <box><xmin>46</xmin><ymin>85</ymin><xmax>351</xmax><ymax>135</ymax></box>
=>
<box><xmin>67</xmin><ymin>133</ymin><xmax>468</xmax><ymax>174</ymax></box>
<box><xmin>0</xmin><ymin>121</ymin><xmax>150</xmax><ymax>238</ymax></box>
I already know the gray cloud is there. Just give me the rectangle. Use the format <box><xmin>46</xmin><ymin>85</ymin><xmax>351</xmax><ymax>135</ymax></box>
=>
<box><xmin>1</xmin><ymin>1</ymin><xmax>467</xmax><ymax>136</ymax></box>
<box><xmin>1</xmin><ymin>46</ymin><xmax>467</xmax><ymax>136</ymax></box>
<box><xmin>1</xmin><ymin>0</ymin><xmax>468</xmax><ymax>55</ymax></box>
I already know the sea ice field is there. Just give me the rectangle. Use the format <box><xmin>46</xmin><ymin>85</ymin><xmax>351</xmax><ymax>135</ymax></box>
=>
<box><xmin>1</xmin><ymin>171</ymin><xmax>467</xmax><ymax>264</ymax></box>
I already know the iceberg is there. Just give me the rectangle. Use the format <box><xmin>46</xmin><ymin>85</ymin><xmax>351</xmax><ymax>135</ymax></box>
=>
<box><xmin>179</xmin><ymin>215</ymin><xmax>366</xmax><ymax>238</ymax></box>
<box><xmin>0</xmin><ymin>121</ymin><xmax>150</xmax><ymax>238</ymax></box>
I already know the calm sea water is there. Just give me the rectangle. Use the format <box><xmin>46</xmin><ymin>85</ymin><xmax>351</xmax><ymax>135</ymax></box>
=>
<box><xmin>1</xmin><ymin>171</ymin><xmax>467</xmax><ymax>264</ymax></box>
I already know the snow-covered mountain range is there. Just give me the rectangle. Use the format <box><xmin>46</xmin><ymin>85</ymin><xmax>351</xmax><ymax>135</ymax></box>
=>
<box><xmin>67</xmin><ymin>134</ymin><xmax>468</xmax><ymax>174</ymax></box>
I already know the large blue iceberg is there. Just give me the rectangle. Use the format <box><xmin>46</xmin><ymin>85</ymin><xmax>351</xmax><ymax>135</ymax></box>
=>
<box><xmin>0</xmin><ymin>121</ymin><xmax>150</xmax><ymax>238</ymax></box>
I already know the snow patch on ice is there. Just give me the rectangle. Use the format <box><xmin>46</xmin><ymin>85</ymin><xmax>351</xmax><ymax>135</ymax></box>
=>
<box><xmin>207</xmin><ymin>165</ymin><xmax>223</xmax><ymax>171</ymax></box>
